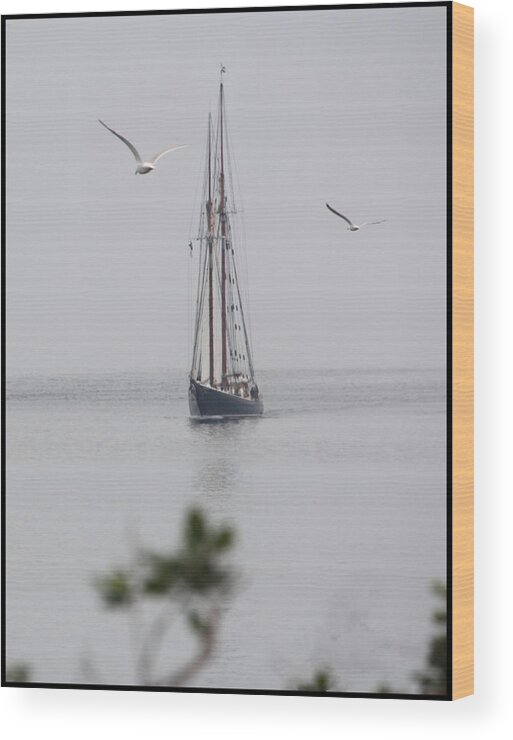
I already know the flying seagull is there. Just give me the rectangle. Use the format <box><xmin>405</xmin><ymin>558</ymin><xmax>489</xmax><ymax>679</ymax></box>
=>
<box><xmin>98</xmin><ymin>119</ymin><xmax>187</xmax><ymax>175</ymax></box>
<box><xmin>326</xmin><ymin>203</ymin><xmax>386</xmax><ymax>231</ymax></box>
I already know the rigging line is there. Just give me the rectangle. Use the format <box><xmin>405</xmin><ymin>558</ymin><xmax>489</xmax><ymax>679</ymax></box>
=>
<box><xmin>192</xmin><ymin>169</ymin><xmax>212</xmax><ymax>374</ymax></box>
<box><xmin>207</xmin><ymin>113</ymin><xmax>218</xmax><ymax>388</ymax></box>
<box><xmin>191</xmin><ymin>146</ymin><xmax>212</xmax><ymax>372</ymax></box>
<box><xmin>224</xmin><ymin>117</ymin><xmax>255</xmax><ymax>354</ymax></box>
<box><xmin>232</xmin><ymin>247</ymin><xmax>250</xmax><ymax>375</ymax></box>
<box><xmin>225</xmin><ymin>229</ymin><xmax>240</xmax><ymax>376</ymax></box>
<box><xmin>224</xmin><ymin>109</ymin><xmax>238</xmax><ymax>215</ymax></box>
<box><xmin>192</xmin><ymin>232</ymin><xmax>206</xmax><ymax>370</ymax></box>
<box><xmin>187</xmin><ymin>130</ymin><xmax>209</xmax><ymax>364</ymax></box>
<box><xmin>186</xmin><ymin>244</ymin><xmax>191</xmax><ymax>353</ymax></box>
<box><xmin>206</xmin><ymin>217</ymin><xmax>225</xmax><ymax>382</ymax></box>
<box><xmin>224</xmin><ymin>217</ymin><xmax>246</xmax><ymax>378</ymax></box>
<box><xmin>192</xmin><ymin>240</ymin><xmax>209</xmax><ymax>373</ymax></box>
<box><xmin>225</xmin><ymin>274</ymin><xmax>240</xmax><ymax>374</ymax></box>
<box><xmin>219</xmin><ymin>81</ymin><xmax>228</xmax><ymax>381</ymax></box>
<box><xmin>231</xmin><ymin>256</ymin><xmax>255</xmax><ymax>379</ymax></box>
<box><xmin>188</xmin><ymin>131</ymin><xmax>211</xmax><ymax>370</ymax></box>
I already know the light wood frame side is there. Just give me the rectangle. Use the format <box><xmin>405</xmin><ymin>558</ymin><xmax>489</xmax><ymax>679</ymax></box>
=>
<box><xmin>452</xmin><ymin>1</ymin><xmax>474</xmax><ymax>700</ymax></box>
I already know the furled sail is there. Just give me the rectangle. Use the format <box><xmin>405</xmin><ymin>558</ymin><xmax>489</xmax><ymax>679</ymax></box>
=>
<box><xmin>189</xmin><ymin>82</ymin><xmax>260</xmax><ymax>411</ymax></box>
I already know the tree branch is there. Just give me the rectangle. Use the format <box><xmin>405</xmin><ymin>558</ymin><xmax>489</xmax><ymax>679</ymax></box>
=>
<box><xmin>156</xmin><ymin>602</ymin><xmax>220</xmax><ymax>687</ymax></box>
<box><xmin>137</xmin><ymin>607</ymin><xmax>177</xmax><ymax>685</ymax></box>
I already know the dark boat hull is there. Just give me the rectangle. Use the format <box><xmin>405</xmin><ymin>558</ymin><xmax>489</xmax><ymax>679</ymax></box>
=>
<box><xmin>189</xmin><ymin>378</ymin><xmax>263</xmax><ymax>418</ymax></box>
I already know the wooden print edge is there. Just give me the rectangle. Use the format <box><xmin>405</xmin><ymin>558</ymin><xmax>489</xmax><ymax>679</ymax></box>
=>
<box><xmin>452</xmin><ymin>0</ymin><xmax>474</xmax><ymax>700</ymax></box>
<box><xmin>0</xmin><ymin>2</ymin><xmax>474</xmax><ymax>702</ymax></box>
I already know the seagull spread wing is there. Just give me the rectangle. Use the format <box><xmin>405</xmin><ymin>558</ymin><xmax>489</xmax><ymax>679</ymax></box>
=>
<box><xmin>361</xmin><ymin>219</ymin><xmax>387</xmax><ymax>227</ymax></box>
<box><xmin>326</xmin><ymin>203</ymin><xmax>354</xmax><ymax>228</ymax></box>
<box><xmin>98</xmin><ymin>120</ymin><xmax>142</xmax><ymax>164</ymax></box>
<box><xmin>149</xmin><ymin>145</ymin><xmax>188</xmax><ymax>165</ymax></box>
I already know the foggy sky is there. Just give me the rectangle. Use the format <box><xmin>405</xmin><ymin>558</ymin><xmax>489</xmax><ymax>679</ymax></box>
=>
<box><xmin>5</xmin><ymin>6</ymin><xmax>447</xmax><ymax>375</ymax></box>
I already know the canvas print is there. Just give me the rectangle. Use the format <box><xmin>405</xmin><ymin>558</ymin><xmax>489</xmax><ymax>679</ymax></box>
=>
<box><xmin>3</xmin><ymin>3</ymin><xmax>451</xmax><ymax>697</ymax></box>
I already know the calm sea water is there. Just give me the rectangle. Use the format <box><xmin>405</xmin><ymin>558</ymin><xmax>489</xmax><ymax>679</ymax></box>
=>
<box><xmin>6</xmin><ymin>367</ymin><xmax>446</xmax><ymax>692</ymax></box>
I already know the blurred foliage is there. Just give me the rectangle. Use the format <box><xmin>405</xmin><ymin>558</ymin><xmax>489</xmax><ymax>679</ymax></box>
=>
<box><xmin>140</xmin><ymin>509</ymin><xmax>234</xmax><ymax>598</ymax></box>
<box><xmin>96</xmin><ymin>509</ymin><xmax>234</xmax><ymax>607</ymax></box>
<box><xmin>292</xmin><ymin>581</ymin><xmax>452</xmax><ymax>697</ymax></box>
<box><xmin>6</xmin><ymin>664</ymin><xmax>30</xmax><ymax>683</ymax></box>
<box><xmin>11</xmin><ymin>505</ymin><xmax>447</xmax><ymax>695</ymax></box>
<box><xmin>96</xmin><ymin>569</ymin><xmax>134</xmax><ymax>607</ymax></box>
<box><xmin>414</xmin><ymin>581</ymin><xmax>448</xmax><ymax>695</ymax></box>
<box><xmin>297</xmin><ymin>668</ymin><xmax>335</xmax><ymax>692</ymax></box>
<box><xmin>373</xmin><ymin>580</ymin><xmax>448</xmax><ymax>696</ymax></box>
<box><xmin>95</xmin><ymin>507</ymin><xmax>235</xmax><ymax>687</ymax></box>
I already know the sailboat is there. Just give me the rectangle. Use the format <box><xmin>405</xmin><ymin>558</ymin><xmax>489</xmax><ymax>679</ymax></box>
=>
<box><xmin>188</xmin><ymin>79</ymin><xmax>263</xmax><ymax>418</ymax></box>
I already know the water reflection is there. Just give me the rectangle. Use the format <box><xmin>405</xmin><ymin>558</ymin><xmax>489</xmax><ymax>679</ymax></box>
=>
<box><xmin>188</xmin><ymin>416</ymin><xmax>263</xmax><ymax>498</ymax></box>
<box><xmin>192</xmin><ymin>457</ymin><xmax>236</xmax><ymax>496</ymax></box>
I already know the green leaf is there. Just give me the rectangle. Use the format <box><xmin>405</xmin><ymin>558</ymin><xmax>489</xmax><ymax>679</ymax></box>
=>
<box><xmin>297</xmin><ymin>669</ymin><xmax>334</xmax><ymax>692</ymax></box>
<box><xmin>432</xmin><ymin>581</ymin><xmax>447</xmax><ymax>599</ymax></box>
<box><xmin>414</xmin><ymin>581</ymin><xmax>448</xmax><ymax>695</ymax></box>
<box><xmin>214</xmin><ymin>527</ymin><xmax>234</xmax><ymax>551</ymax></box>
<box><xmin>187</xmin><ymin>609</ymin><xmax>209</xmax><ymax>637</ymax></box>
<box><xmin>6</xmin><ymin>664</ymin><xmax>30</xmax><ymax>682</ymax></box>
<box><xmin>185</xmin><ymin>509</ymin><xmax>206</xmax><ymax>548</ymax></box>
<box><xmin>96</xmin><ymin>570</ymin><xmax>133</xmax><ymax>608</ymax></box>
<box><xmin>142</xmin><ymin>556</ymin><xmax>179</xmax><ymax>596</ymax></box>
<box><xmin>432</xmin><ymin>608</ymin><xmax>447</xmax><ymax>625</ymax></box>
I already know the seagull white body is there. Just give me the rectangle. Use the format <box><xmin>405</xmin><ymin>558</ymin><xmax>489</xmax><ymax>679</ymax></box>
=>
<box><xmin>326</xmin><ymin>203</ymin><xmax>386</xmax><ymax>231</ymax></box>
<box><xmin>98</xmin><ymin>120</ymin><xmax>187</xmax><ymax>174</ymax></box>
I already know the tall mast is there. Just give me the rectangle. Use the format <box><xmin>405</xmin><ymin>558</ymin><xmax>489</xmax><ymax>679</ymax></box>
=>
<box><xmin>207</xmin><ymin>113</ymin><xmax>214</xmax><ymax>387</ymax></box>
<box><xmin>220</xmin><ymin>81</ymin><xmax>228</xmax><ymax>385</ymax></box>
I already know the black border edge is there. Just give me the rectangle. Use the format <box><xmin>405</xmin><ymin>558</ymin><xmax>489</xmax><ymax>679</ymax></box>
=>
<box><xmin>1</xmin><ymin>682</ymin><xmax>450</xmax><ymax>700</ymax></box>
<box><xmin>1</xmin><ymin>10</ymin><xmax>7</xmax><ymax>692</ymax></box>
<box><xmin>1</xmin><ymin>2</ymin><xmax>452</xmax><ymax>21</ymax></box>
<box><xmin>445</xmin><ymin>0</ymin><xmax>454</xmax><ymax>703</ymax></box>
<box><xmin>1</xmin><ymin>1</ymin><xmax>453</xmax><ymax>701</ymax></box>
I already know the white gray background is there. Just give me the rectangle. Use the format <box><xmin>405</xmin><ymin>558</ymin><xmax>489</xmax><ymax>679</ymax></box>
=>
<box><xmin>5</xmin><ymin>2</ymin><xmax>449</xmax><ymax>694</ymax></box>
<box><xmin>0</xmin><ymin>0</ymin><xmax>509</xmax><ymax>738</ymax></box>
<box><xmin>6</xmin><ymin>7</ymin><xmax>447</xmax><ymax>376</ymax></box>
